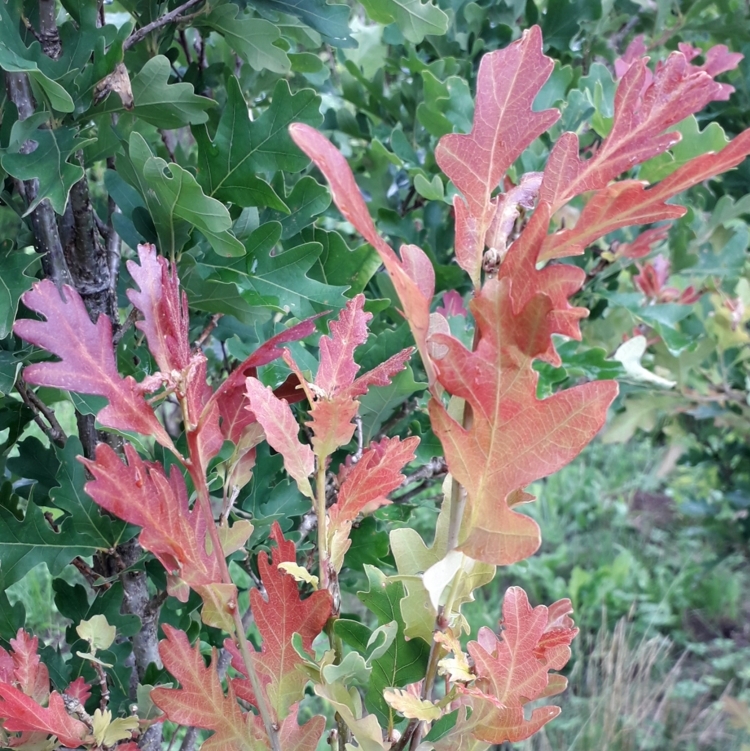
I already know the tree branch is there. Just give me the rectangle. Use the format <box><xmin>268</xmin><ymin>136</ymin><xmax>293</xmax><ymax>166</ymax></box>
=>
<box><xmin>16</xmin><ymin>376</ymin><xmax>67</xmax><ymax>447</ymax></box>
<box><xmin>123</xmin><ymin>0</ymin><xmax>205</xmax><ymax>51</ymax></box>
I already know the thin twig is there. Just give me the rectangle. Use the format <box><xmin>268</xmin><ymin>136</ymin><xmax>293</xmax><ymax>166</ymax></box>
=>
<box><xmin>113</xmin><ymin>307</ymin><xmax>139</xmax><ymax>346</ymax></box>
<box><xmin>194</xmin><ymin>313</ymin><xmax>223</xmax><ymax>349</ymax></box>
<box><xmin>123</xmin><ymin>0</ymin><xmax>205</xmax><ymax>51</ymax></box>
<box><xmin>16</xmin><ymin>377</ymin><xmax>67</xmax><ymax>447</ymax></box>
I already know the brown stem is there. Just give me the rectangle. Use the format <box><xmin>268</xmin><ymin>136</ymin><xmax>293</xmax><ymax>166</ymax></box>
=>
<box><xmin>123</xmin><ymin>0</ymin><xmax>205</xmax><ymax>51</ymax></box>
<box><xmin>16</xmin><ymin>377</ymin><xmax>67</xmax><ymax>447</ymax></box>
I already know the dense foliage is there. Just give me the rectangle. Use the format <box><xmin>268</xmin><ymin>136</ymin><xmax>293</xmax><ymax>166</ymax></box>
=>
<box><xmin>1</xmin><ymin>1</ymin><xmax>750</xmax><ymax>750</ymax></box>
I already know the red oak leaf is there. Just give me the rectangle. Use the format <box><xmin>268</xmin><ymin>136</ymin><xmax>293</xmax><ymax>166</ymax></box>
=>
<box><xmin>64</xmin><ymin>677</ymin><xmax>91</xmax><ymax>704</ymax></box>
<box><xmin>287</xmin><ymin>296</ymin><xmax>413</xmax><ymax>457</ymax></box>
<box><xmin>615</xmin><ymin>224</ymin><xmax>671</xmax><ymax>259</ymax></box>
<box><xmin>211</xmin><ymin>317</ymin><xmax>321</xmax><ymax>446</ymax></box>
<box><xmin>289</xmin><ymin>124</ymin><xmax>436</xmax><ymax>384</ymax></box>
<box><xmin>540</xmin><ymin>46</ymin><xmax>743</xmax><ymax>211</ymax></box>
<box><xmin>81</xmin><ymin>443</ymin><xmax>228</xmax><ymax>605</ymax></box>
<box><xmin>5</xmin><ymin>631</ymin><xmax>49</xmax><ymax>705</ymax></box>
<box><xmin>0</xmin><ymin>687</ymin><xmax>89</xmax><ymax>747</ymax></box>
<box><xmin>245</xmin><ymin>378</ymin><xmax>315</xmax><ymax>498</ymax></box>
<box><xmin>13</xmin><ymin>281</ymin><xmax>174</xmax><ymax>451</ymax></box>
<box><xmin>0</xmin><ymin>631</ymin><xmax>88</xmax><ymax>748</ymax></box>
<box><xmin>127</xmin><ymin>243</ymin><xmax>190</xmax><ymax>375</ymax></box>
<box><xmin>429</xmin><ymin>278</ymin><xmax>618</xmax><ymax>565</ymax></box>
<box><xmin>316</xmin><ymin>295</ymin><xmax>371</xmax><ymax>396</ymax></box>
<box><xmin>435</xmin><ymin>26</ymin><xmax>558</xmax><ymax>285</ymax></box>
<box><xmin>331</xmin><ymin>436</ymin><xmax>419</xmax><ymax>525</ymax></box>
<box><xmin>226</xmin><ymin>523</ymin><xmax>332</xmax><ymax>722</ymax></box>
<box><xmin>328</xmin><ymin>437</ymin><xmax>419</xmax><ymax>570</ymax></box>
<box><xmin>540</xmin><ymin>130</ymin><xmax>750</xmax><ymax>261</ymax></box>
<box><xmin>458</xmin><ymin>587</ymin><xmax>578</xmax><ymax>744</ymax></box>
<box><xmin>151</xmin><ymin>625</ymin><xmax>268</xmax><ymax>751</ymax></box>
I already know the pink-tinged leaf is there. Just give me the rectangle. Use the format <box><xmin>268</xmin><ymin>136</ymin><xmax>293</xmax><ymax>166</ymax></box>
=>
<box><xmin>540</xmin><ymin>130</ymin><xmax>750</xmax><ymax>261</ymax></box>
<box><xmin>14</xmin><ymin>280</ymin><xmax>175</xmax><ymax>451</ymax></box>
<box><xmin>328</xmin><ymin>437</ymin><xmax>418</xmax><ymax>572</ymax></box>
<box><xmin>614</xmin><ymin>35</ymin><xmax>648</xmax><ymax>78</ymax></box>
<box><xmin>245</xmin><ymin>377</ymin><xmax>314</xmax><ymax>498</ymax></box>
<box><xmin>429</xmin><ymin>278</ymin><xmax>618</xmax><ymax>565</ymax></box>
<box><xmin>501</xmin><ymin>205</ymin><xmax>590</xmax><ymax>343</ymax></box>
<box><xmin>64</xmin><ymin>677</ymin><xmax>91</xmax><ymax>704</ymax></box>
<box><xmin>331</xmin><ymin>437</ymin><xmax>419</xmax><ymax>526</ymax></box>
<box><xmin>6</xmin><ymin>631</ymin><xmax>49</xmax><ymax>706</ymax></box>
<box><xmin>460</xmin><ymin>588</ymin><xmax>578</xmax><ymax>744</ymax></box>
<box><xmin>279</xmin><ymin>710</ymin><xmax>326</xmax><ymax>751</ymax></box>
<box><xmin>316</xmin><ymin>295</ymin><xmax>371</xmax><ymax>396</ymax></box>
<box><xmin>289</xmin><ymin>123</ymin><xmax>436</xmax><ymax>384</ymax></box>
<box><xmin>126</xmin><ymin>243</ymin><xmax>191</xmax><ymax>374</ymax></box>
<box><xmin>151</xmin><ymin>625</ymin><xmax>267</xmax><ymax>751</ymax></box>
<box><xmin>616</xmin><ymin>224</ymin><xmax>671</xmax><ymax>259</ymax></box>
<box><xmin>226</xmin><ymin>523</ymin><xmax>332</xmax><ymax>722</ymax></box>
<box><xmin>0</xmin><ymin>687</ymin><xmax>88</xmax><ymax>748</ymax></box>
<box><xmin>541</xmin><ymin>49</ymin><xmax>743</xmax><ymax>211</ymax></box>
<box><xmin>348</xmin><ymin>348</ymin><xmax>413</xmax><ymax>397</ymax></box>
<box><xmin>211</xmin><ymin>316</ymin><xmax>322</xmax><ymax>446</ymax></box>
<box><xmin>437</xmin><ymin>290</ymin><xmax>468</xmax><ymax>319</ymax></box>
<box><xmin>81</xmin><ymin>444</ymin><xmax>224</xmax><ymax>604</ymax></box>
<box><xmin>435</xmin><ymin>26</ymin><xmax>558</xmax><ymax>285</ymax></box>
<box><xmin>485</xmin><ymin>172</ymin><xmax>543</xmax><ymax>254</ymax></box>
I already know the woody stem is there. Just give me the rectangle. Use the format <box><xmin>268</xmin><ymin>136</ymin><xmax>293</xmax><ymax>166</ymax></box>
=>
<box><xmin>189</xmin><ymin>434</ymin><xmax>280</xmax><ymax>751</ymax></box>
<box><xmin>316</xmin><ymin>458</ymin><xmax>329</xmax><ymax>590</ymax></box>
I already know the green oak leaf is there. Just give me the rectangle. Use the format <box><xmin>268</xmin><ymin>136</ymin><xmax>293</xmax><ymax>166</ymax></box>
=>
<box><xmin>50</xmin><ymin>437</ymin><xmax>136</xmax><ymax>550</ymax></box>
<box><xmin>0</xmin><ymin>0</ymin><xmax>73</xmax><ymax>112</ymax></box>
<box><xmin>303</xmin><ymin>227</ymin><xmax>382</xmax><ymax>295</ymax></box>
<box><xmin>0</xmin><ymin>590</ymin><xmax>25</xmax><ymax>641</ymax></box>
<box><xmin>358</xmin><ymin>366</ymin><xmax>424</xmax><ymax>442</ymax></box>
<box><xmin>199</xmin><ymin>4</ymin><xmax>291</xmax><ymax>73</ymax></box>
<box><xmin>195</xmin><ymin>78</ymin><xmax>322</xmax><ymax>205</ymax></box>
<box><xmin>416</xmin><ymin>72</ymin><xmax>473</xmax><ymax>139</ymax></box>
<box><xmin>264</xmin><ymin>176</ymin><xmax>331</xmax><ymax>238</ymax></box>
<box><xmin>1</xmin><ymin>113</ymin><xmax>93</xmax><ymax>215</ymax></box>
<box><xmin>131</xmin><ymin>56</ymin><xmax>215</xmax><ymax>129</ymax></box>
<box><xmin>359</xmin><ymin>0</ymin><xmax>448</xmax><ymax>43</ymax></box>
<box><xmin>0</xmin><ymin>483</ymin><xmax>97</xmax><ymax>591</ymax></box>
<box><xmin>193</xmin><ymin>77</ymin><xmax>288</xmax><ymax>211</ymax></box>
<box><xmin>342</xmin><ymin>565</ymin><xmax>430</xmax><ymax>726</ymax></box>
<box><xmin>242</xmin><ymin>238</ymin><xmax>348</xmax><ymax>316</ymax></box>
<box><xmin>248</xmin><ymin>0</ymin><xmax>355</xmax><ymax>47</ymax></box>
<box><xmin>54</xmin><ymin>580</ymin><xmax>141</xmax><ymax>639</ymax></box>
<box><xmin>125</xmin><ymin>132</ymin><xmax>244</xmax><ymax>257</ymax></box>
<box><xmin>0</xmin><ymin>248</ymin><xmax>39</xmax><ymax>339</ymax></box>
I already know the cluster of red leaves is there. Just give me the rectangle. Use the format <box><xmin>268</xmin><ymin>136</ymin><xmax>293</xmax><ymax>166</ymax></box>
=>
<box><xmin>633</xmin><ymin>255</ymin><xmax>701</xmax><ymax>304</ymax></box>
<box><xmin>9</xmin><ymin>24</ymin><xmax>750</xmax><ymax>751</ymax></box>
<box><xmin>289</xmin><ymin>24</ymin><xmax>749</xmax><ymax>742</ymax></box>
<box><xmin>0</xmin><ymin>630</ymin><xmax>93</xmax><ymax>748</ymax></box>
<box><xmin>152</xmin><ymin>525</ymin><xmax>330</xmax><ymax>750</ymax></box>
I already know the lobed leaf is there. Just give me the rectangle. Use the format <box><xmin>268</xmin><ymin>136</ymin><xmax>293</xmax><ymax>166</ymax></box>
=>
<box><xmin>435</xmin><ymin>26</ymin><xmax>559</xmax><ymax>286</ymax></box>
<box><xmin>226</xmin><ymin>523</ymin><xmax>332</xmax><ymax>722</ymax></box>
<box><xmin>14</xmin><ymin>280</ymin><xmax>175</xmax><ymax>451</ymax></box>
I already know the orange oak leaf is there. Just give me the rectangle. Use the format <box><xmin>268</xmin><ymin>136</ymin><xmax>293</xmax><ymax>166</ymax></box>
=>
<box><xmin>152</xmin><ymin>624</ymin><xmax>268</xmax><ymax>751</ymax></box>
<box><xmin>540</xmin><ymin>130</ymin><xmax>750</xmax><ymax>261</ymax></box>
<box><xmin>80</xmin><ymin>443</ymin><xmax>239</xmax><ymax>607</ymax></box>
<box><xmin>211</xmin><ymin>318</ymin><xmax>322</xmax><ymax>446</ymax></box>
<box><xmin>429</xmin><ymin>278</ymin><xmax>618</xmax><ymax>565</ymax></box>
<box><xmin>316</xmin><ymin>294</ymin><xmax>371</xmax><ymax>396</ymax></box>
<box><xmin>282</xmin><ymin>295</ymin><xmax>413</xmax><ymax>458</ymax></box>
<box><xmin>289</xmin><ymin>124</ymin><xmax>436</xmax><ymax>384</ymax></box>
<box><xmin>447</xmin><ymin>587</ymin><xmax>577</xmax><ymax>745</ymax></box>
<box><xmin>245</xmin><ymin>378</ymin><xmax>315</xmax><ymax>498</ymax></box>
<box><xmin>328</xmin><ymin>436</ymin><xmax>419</xmax><ymax>570</ymax></box>
<box><xmin>226</xmin><ymin>522</ymin><xmax>332</xmax><ymax>722</ymax></box>
<box><xmin>13</xmin><ymin>280</ymin><xmax>175</xmax><ymax>451</ymax></box>
<box><xmin>0</xmin><ymin>631</ymin><xmax>89</xmax><ymax>748</ymax></box>
<box><xmin>540</xmin><ymin>45</ymin><xmax>743</xmax><ymax>211</ymax></box>
<box><xmin>435</xmin><ymin>26</ymin><xmax>558</xmax><ymax>286</ymax></box>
